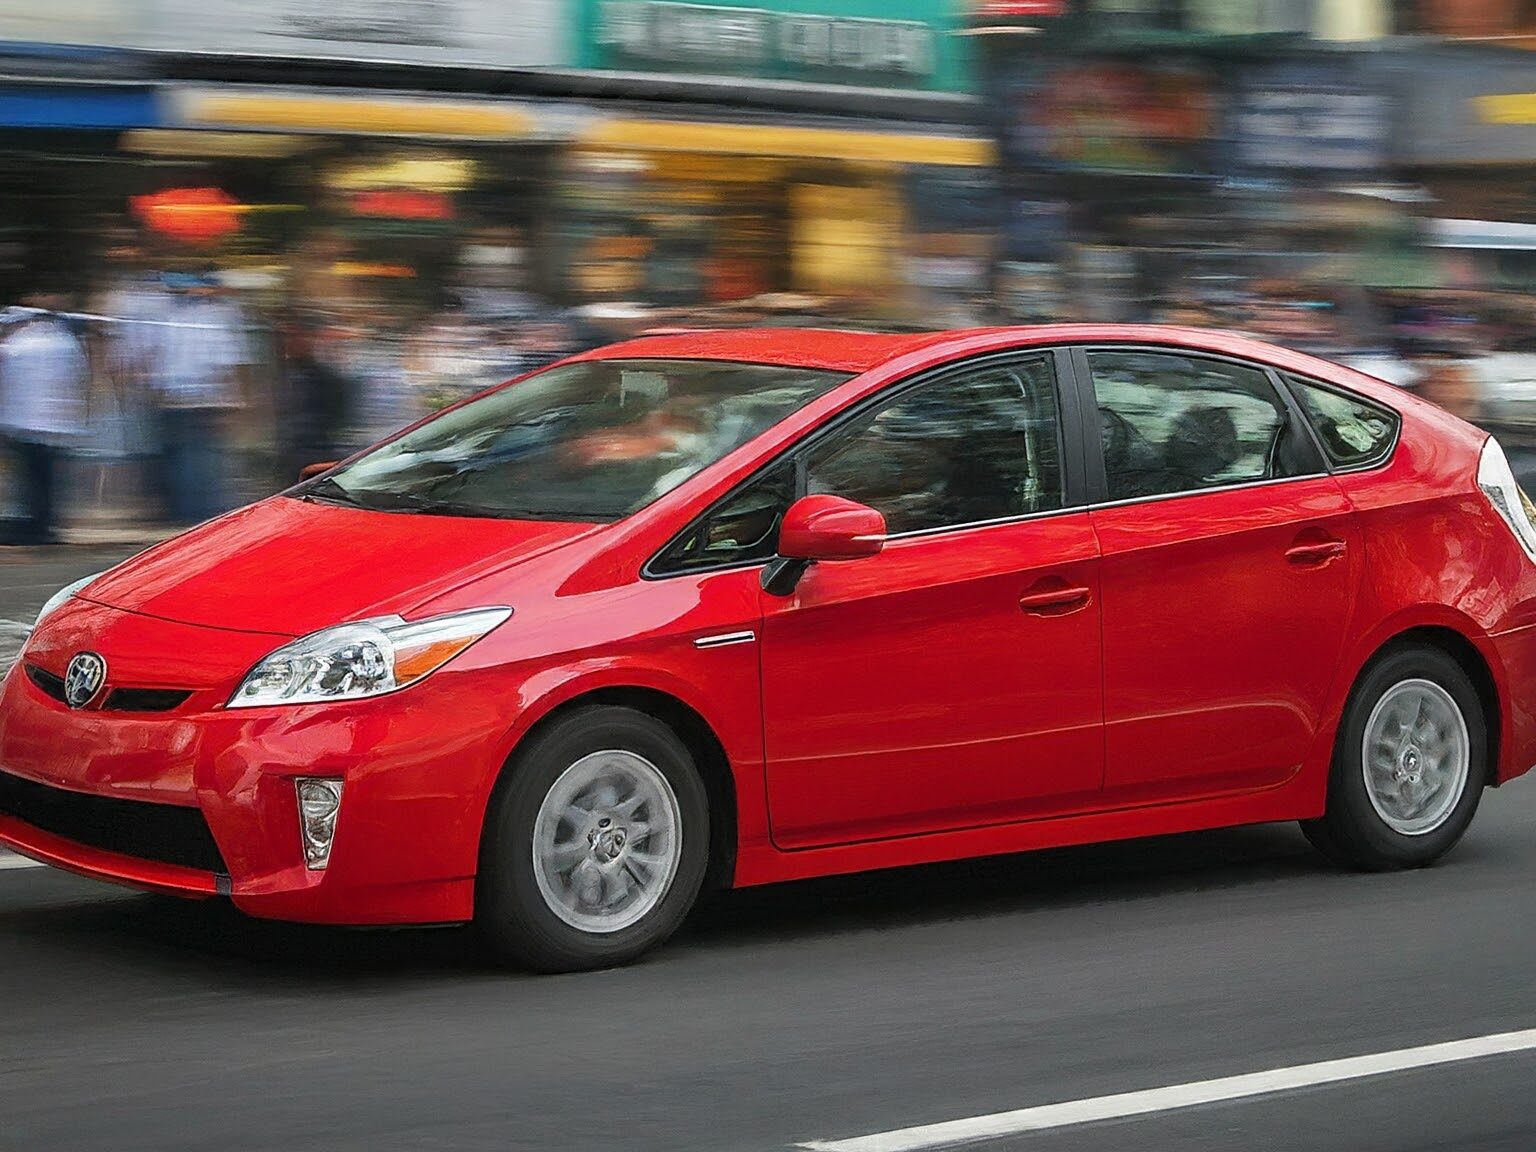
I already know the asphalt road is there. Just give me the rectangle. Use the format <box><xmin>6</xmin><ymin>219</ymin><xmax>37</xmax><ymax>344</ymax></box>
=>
<box><xmin>4</xmin><ymin>547</ymin><xmax>1536</xmax><ymax>1152</ymax></box>
<box><xmin>0</xmin><ymin>546</ymin><xmax>137</xmax><ymax>673</ymax></box>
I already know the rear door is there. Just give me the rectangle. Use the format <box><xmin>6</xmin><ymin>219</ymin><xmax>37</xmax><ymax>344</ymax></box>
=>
<box><xmin>1076</xmin><ymin>346</ymin><xmax>1361</xmax><ymax>802</ymax></box>
<box><xmin>758</xmin><ymin>352</ymin><xmax>1106</xmax><ymax>848</ymax></box>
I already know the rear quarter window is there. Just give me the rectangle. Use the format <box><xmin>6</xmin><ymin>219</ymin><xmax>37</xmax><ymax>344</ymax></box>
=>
<box><xmin>1283</xmin><ymin>374</ymin><xmax>1400</xmax><ymax>469</ymax></box>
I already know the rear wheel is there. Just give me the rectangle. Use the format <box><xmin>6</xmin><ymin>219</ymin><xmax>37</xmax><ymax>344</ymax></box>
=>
<box><xmin>1302</xmin><ymin>645</ymin><xmax>1486</xmax><ymax>870</ymax></box>
<box><xmin>477</xmin><ymin>706</ymin><xmax>710</xmax><ymax>972</ymax></box>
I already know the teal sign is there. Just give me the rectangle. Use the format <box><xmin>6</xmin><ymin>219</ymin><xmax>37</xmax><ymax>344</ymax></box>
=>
<box><xmin>574</xmin><ymin>0</ymin><xmax>974</xmax><ymax>92</ymax></box>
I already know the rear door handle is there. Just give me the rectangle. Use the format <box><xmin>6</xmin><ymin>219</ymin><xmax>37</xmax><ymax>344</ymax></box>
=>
<box><xmin>1285</xmin><ymin>540</ymin><xmax>1347</xmax><ymax>566</ymax></box>
<box><xmin>1019</xmin><ymin>583</ymin><xmax>1092</xmax><ymax>615</ymax></box>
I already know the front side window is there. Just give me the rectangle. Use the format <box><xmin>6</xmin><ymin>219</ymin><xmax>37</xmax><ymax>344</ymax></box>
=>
<box><xmin>1284</xmin><ymin>374</ymin><xmax>1399</xmax><ymax>469</ymax></box>
<box><xmin>302</xmin><ymin>359</ymin><xmax>850</xmax><ymax>522</ymax></box>
<box><xmin>806</xmin><ymin>357</ymin><xmax>1064</xmax><ymax>536</ymax></box>
<box><xmin>1088</xmin><ymin>351</ymin><xmax>1320</xmax><ymax>502</ymax></box>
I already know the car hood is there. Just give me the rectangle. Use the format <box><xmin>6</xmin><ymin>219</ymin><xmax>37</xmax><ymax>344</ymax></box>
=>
<box><xmin>80</xmin><ymin>496</ymin><xmax>599</xmax><ymax>637</ymax></box>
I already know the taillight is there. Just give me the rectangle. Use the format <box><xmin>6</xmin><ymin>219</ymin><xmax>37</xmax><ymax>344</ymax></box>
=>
<box><xmin>1477</xmin><ymin>436</ymin><xmax>1536</xmax><ymax>561</ymax></box>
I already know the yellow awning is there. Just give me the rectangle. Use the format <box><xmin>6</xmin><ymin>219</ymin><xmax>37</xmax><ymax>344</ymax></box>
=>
<box><xmin>175</xmin><ymin>91</ymin><xmax>538</xmax><ymax>140</ymax></box>
<box><xmin>579</xmin><ymin>119</ymin><xmax>994</xmax><ymax>167</ymax></box>
<box><xmin>168</xmin><ymin>89</ymin><xmax>993</xmax><ymax>165</ymax></box>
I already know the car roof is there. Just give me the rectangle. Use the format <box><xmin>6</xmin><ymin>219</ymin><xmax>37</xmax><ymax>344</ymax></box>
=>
<box><xmin>569</xmin><ymin>324</ymin><xmax>1339</xmax><ymax>376</ymax></box>
<box><xmin>567</xmin><ymin>328</ymin><xmax>960</xmax><ymax>373</ymax></box>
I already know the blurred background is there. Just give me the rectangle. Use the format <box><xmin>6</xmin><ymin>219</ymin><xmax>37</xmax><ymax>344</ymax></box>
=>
<box><xmin>1</xmin><ymin>0</ymin><xmax>1535</xmax><ymax>543</ymax></box>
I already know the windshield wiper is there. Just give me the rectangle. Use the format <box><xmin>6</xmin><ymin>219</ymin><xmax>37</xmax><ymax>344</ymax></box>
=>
<box><xmin>389</xmin><ymin>496</ymin><xmax>572</xmax><ymax>520</ymax></box>
<box><xmin>302</xmin><ymin>478</ymin><xmax>600</xmax><ymax>521</ymax></box>
<box><xmin>300</xmin><ymin>478</ymin><xmax>432</xmax><ymax>514</ymax></box>
<box><xmin>300</xmin><ymin>476</ymin><xmax>364</xmax><ymax>508</ymax></box>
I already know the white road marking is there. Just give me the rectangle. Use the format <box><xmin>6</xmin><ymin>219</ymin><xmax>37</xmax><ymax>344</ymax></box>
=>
<box><xmin>0</xmin><ymin>853</ymin><xmax>46</xmax><ymax>871</ymax></box>
<box><xmin>797</xmin><ymin>1029</ymin><xmax>1536</xmax><ymax>1152</ymax></box>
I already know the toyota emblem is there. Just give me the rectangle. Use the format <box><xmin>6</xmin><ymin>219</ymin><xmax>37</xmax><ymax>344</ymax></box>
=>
<box><xmin>63</xmin><ymin>652</ymin><xmax>107</xmax><ymax>709</ymax></box>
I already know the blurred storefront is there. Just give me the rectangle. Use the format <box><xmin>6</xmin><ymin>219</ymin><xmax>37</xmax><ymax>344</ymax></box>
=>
<box><xmin>0</xmin><ymin>31</ymin><xmax>163</xmax><ymax>301</ymax></box>
<box><xmin>555</xmin><ymin>118</ymin><xmax>992</xmax><ymax>321</ymax></box>
<box><xmin>0</xmin><ymin>0</ymin><xmax>571</xmax><ymax>312</ymax></box>
<box><xmin>975</xmin><ymin>0</ymin><xmax>1407</xmax><ymax>345</ymax></box>
<box><xmin>1395</xmin><ymin>44</ymin><xmax>1536</xmax><ymax>294</ymax></box>
<box><xmin>558</xmin><ymin>0</ymin><xmax>993</xmax><ymax>322</ymax></box>
<box><xmin>147</xmin><ymin>89</ymin><xmax>564</xmax><ymax>306</ymax></box>
<box><xmin>0</xmin><ymin>88</ymin><xmax>570</xmax><ymax>395</ymax></box>
<box><xmin>0</xmin><ymin>0</ymin><xmax>996</xmax><ymax>326</ymax></box>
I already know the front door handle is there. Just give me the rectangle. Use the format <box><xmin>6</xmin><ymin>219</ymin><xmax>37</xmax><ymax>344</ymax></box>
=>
<box><xmin>1285</xmin><ymin>539</ymin><xmax>1347</xmax><ymax>566</ymax></box>
<box><xmin>1019</xmin><ymin>582</ymin><xmax>1092</xmax><ymax>615</ymax></box>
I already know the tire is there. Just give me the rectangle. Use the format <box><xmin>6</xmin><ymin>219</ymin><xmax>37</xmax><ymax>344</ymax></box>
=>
<box><xmin>1302</xmin><ymin>645</ymin><xmax>1486</xmax><ymax>871</ymax></box>
<box><xmin>477</xmin><ymin>705</ymin><xmax>710</xmax><ymax>972</ymax></box>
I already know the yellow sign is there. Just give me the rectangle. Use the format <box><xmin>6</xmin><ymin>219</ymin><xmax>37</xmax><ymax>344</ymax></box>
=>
<box><xmin>1476</xmin><ymin>92</ymin><xmax>1536</xmax><ymax>124</ymax></box>
<box><xmin>327</xmin><ymin>157</ymin><xmax>480</xmax><ymax>192</ymax></box>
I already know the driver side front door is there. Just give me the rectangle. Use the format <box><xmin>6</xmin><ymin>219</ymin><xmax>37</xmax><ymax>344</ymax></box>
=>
<box><xmin>758</xmin><ymin>353</ymin><xmax>1106</xmax><ymax>849</ymax></box>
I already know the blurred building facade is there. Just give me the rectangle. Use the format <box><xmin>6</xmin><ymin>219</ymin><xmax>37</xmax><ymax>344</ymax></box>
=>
<box><xmin>7</xmin><ymin>0</ymin><xmax>1536</xmax><ymax>535</ymax></box>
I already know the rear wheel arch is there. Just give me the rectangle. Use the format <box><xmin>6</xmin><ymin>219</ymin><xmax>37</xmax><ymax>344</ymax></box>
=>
<box><xmin>481</xmin><ymin>685</ymin><xmax>739</xmax><ymax>892</ymax></box>
<box><xmin>1348</xmin><ymin>625</ymin><xmax>1501</xmax><ymax>787</ymax></box>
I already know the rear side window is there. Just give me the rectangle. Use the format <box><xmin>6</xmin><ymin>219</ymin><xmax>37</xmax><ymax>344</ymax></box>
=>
<box><xmin>1087</xmin><ymin>351</ymin><xmax>1320</xmax><ymax>502</ymax></box>
<box><xmin>1283</xmin><ymin>375</ymin><xmax>1399</xmax><ymax>469</ymax></box>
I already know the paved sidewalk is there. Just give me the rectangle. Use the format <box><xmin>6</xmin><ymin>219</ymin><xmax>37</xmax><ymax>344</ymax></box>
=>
<box><xmin>55</xmin><ymin>525</ymin><xmax>178</xmax><ymax>547</ymax></box>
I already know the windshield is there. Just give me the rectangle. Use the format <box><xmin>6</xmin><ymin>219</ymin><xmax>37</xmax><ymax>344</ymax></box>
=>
<box><xmin>299</xmin><ymin>358</ymin><xmax>850</xmax><ymax>522</ymax></box>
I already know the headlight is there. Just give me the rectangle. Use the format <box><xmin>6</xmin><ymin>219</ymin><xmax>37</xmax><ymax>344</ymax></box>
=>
<box><xmin>34</xmin><ymin>571</ymin><xmax>104</xmax><ymax>629</ymax></box>
<box><xmin>228</xmin><ymin>607</ymin><xmax>511</xmax><ymax>709</ymax></box>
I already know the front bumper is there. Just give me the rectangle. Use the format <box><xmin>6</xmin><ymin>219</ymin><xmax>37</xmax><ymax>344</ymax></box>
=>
<box><xmin>0</xmin><ymin>601</ymin><xmax>514</xmax><ymax>925</ymax></box>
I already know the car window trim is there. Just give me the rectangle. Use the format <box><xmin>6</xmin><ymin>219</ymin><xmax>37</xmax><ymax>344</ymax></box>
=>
<box><xmin>1085</xmin><ymin>471</ymin><xmax>1340</xmax><ymax>513</ymax></box>
<box><xmin>1277</xmin><ymin>369</ymin><xmax>1403</xmax><ymax>475</ymax></box>
<box><xmin>642</xmin><ymin>456</ymin><xmax>798</xmax><ymax>579</ymax></box>
<box><xmin>643</xmin><ymin>346</ymin><xmax>1085</xmax><ymax>580</ymax></box>
<box><xmin>1263</xmin><ymin>365</ymin><xmax>1334</xmax><ymax>475</ymax></box>
<box><xmin>1067</xmin><ymin>343</ymin><xmax>1333</xmax><ymax>509</ymax></box>
<box><xmin>878</xmin><ymin>500</ymin><xmax>1088</xmax><ymax>543</ymax></box>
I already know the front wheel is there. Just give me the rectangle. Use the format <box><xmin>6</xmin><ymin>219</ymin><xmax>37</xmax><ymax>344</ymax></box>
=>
<box><xmin>477</xmin><ymin>706</ymin><xmax>710</xmax><ymax>972</ymax></box>
<box><xmin>1302</xmin><ymin>645</ymin><xmax>1486</xmax><ymax>871</ymax></box>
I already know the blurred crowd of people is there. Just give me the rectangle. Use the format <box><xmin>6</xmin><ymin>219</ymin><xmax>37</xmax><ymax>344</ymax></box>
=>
<box><xmin>0</xmin><ymin>245</ymin><xmax>594</xmax><ymax>544</ymax></box>
<box><xmin>4</xmin><ymin>238</ymin><xmax>1536</xmax><ymax>544</ymax></box>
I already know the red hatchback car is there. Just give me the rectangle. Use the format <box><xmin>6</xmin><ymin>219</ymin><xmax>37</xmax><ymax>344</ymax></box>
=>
<box><xmin>4</xmin><ymin>325</ymin><xmax>1536</xmax><ymax>971</ymax></box>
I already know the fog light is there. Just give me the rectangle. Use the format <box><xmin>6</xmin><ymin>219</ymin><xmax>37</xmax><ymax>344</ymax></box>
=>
<box><xmin>295</xmin><ymin>778</ymin><xmax>343</xmax><ymax>870</ymax></box>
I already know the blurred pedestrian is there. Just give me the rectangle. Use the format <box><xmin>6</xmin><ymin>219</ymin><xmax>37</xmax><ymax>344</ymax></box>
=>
<box><xmin>0</xmin><ymin>297</ymin><xmax>89</xmax><ymax>544</ymax></box>
<box><xmin>333</xmin><ymin>306</ymin><xmax>415</xmax><ymax>450</ymax></box>
<box><xmin>278</xmin><ymin>312</ymin><xmax>353</xmax><ymax>478</ymax></box>
<box><xmin>146</xmin><ymin>273</ymin><xmax>251</xmax><ymax>525</ymax></box>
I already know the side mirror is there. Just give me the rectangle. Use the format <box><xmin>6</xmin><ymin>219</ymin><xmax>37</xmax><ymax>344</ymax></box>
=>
<box><xmin>779</xmin><ymin>494</ymin><xmax>886</xmax><ymax>561</ymax></box>
<box><xmin>763</xmin><ymin>495</ymin><xmax>885</xmax><ymax>596</ymax></box>
<box><xmin>298</xmin><ymin>461</ymin><xmax>338</xmax><ymax>482</ymax></box>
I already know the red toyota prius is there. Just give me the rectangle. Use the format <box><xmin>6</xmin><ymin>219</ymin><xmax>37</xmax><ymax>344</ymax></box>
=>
<box><xmin>4</xmin><ymin>325</ymin><xmax>1536</xmax><ymax>971</ymax></box>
